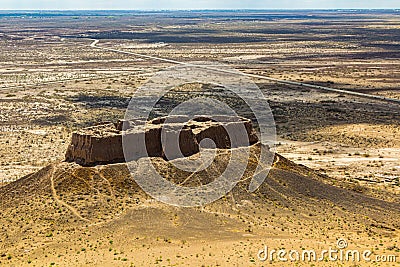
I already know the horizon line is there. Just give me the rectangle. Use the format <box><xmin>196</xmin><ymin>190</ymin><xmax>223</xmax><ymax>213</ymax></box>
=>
<box><xmin>0</xmin><ymin>8</ymin><xmax>399</xmax><ymax>11</ymax></box>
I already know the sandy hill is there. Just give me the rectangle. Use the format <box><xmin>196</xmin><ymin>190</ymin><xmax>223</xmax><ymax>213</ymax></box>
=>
<box><xmin>0</xmin><ymin>142</ymin><xmax>399</xmax><ymax>266</ymax></box>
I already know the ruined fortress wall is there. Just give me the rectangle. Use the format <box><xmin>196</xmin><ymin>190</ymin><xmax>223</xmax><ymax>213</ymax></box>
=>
<box><xmin>65</xmin><ymin>128</ymin><xmax>125</xmax><ymax>166</ymax></box>
<box><xmin>65</xmin><ymin>116</ymin><xmax>259</xmax><ymax>166</ymax></box>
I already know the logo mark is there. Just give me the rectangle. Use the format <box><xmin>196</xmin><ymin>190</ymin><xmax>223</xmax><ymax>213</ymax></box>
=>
<box><xmin>337</xmin><ymin>238</ymin><xmax>348</xmax><ymax>249</ymax></box>
<box><xmin>122</xmin><ymin>63</ymin><xmax>276</xmax><ymax>207</ymax></box>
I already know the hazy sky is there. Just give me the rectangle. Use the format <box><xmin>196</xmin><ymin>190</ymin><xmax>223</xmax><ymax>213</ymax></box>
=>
<box><xmin>1</xmin><ymin>0</ymin><xmax>399</xmax><ymax>10</ymax></box>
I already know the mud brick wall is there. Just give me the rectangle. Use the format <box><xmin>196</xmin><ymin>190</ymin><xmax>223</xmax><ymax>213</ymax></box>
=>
<box><xmin>65</xmin><ymin>116</ymin><xmax>259</xmax><ymax>166</ymax></box>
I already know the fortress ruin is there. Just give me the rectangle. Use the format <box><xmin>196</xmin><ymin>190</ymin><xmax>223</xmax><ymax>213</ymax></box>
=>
<box><xmin>65</xmin><ymin>116</ymin><xmax>259</xmax><ymax>166</ymax></box>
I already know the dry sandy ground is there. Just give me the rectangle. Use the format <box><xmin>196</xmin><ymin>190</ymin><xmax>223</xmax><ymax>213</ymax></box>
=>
<box><xmin>277</xmin><ymin>123</ymin><xmax>400</xmax><ymax>189</ymax></box>
<box><xmin>0</xmin><ymin>10</ymin><xmax>399</xmax><ymax>266</ymax></box>
<box><xmin>0</xmin><ymin>148</ymin><xmax>399</xmax><ymax>266</ymax></box>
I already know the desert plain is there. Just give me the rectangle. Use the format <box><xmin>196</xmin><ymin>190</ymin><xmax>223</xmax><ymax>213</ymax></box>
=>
<box><xmin>0</xmin><ymin>10</ymin><xmax>399</xmax><ymax>266</ymax></box>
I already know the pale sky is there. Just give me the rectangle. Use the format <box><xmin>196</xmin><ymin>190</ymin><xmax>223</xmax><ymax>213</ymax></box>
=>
<box><xmin>1</xmin><ymin>0</ymin><xmax>399</xmax><ymax>10</ymax></box>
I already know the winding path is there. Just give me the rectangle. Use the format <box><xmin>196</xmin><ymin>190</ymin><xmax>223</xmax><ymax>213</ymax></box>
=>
<box><xmin>48</xmin><ymin>165</ymin><xmax>90</xmax><ymax>222</ymax></box>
